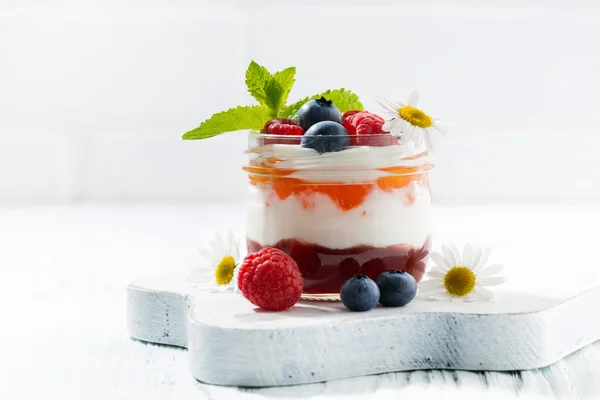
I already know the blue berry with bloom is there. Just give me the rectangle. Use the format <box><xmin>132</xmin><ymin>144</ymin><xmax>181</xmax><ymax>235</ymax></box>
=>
<box><xmin>340</xmin><ymin>274</ymin><xmax>380</xmax><ymax>312</ymax></box>
<box><xmin>300</xmin><ymin>121</ymin><xmax>350</xmax><ymax>154</ymax></box>
<box><xmin>375</xmin><ymin>270</ymin><xmax>417</xmax><ymax>307</ymax></box>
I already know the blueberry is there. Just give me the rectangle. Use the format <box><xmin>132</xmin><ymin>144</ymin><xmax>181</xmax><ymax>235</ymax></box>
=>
<box><xmin>300</xmin><ymin>121</ymin><xmax>350</xmax><ymax>154</ymax></box>
<box><xmin>340</xmin><ymin>274</ymin><xmax>380</xmax><ymax>312</ymax></box>
<box><xmin>297</xmin><ymin>97</ymin><xmax>343</xmax><ymax>130</ymax></box>
<box><xmin>375</xmin><ymin>270</ymin><xmax>417</xmax><ymax>307</ymax></box>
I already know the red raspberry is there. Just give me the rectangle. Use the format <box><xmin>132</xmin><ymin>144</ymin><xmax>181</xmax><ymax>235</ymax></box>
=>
<box><xmin>237</xmin><ymin>247</ymin><xmax>304</xmax><ymax>311</ymax></box>
<box><xmin>343</xmin><ymin>111</ymin><xmax>385</xmax><ymax>135</ymax></box>
<box><xmin>261</xmin><ymin>118</ymin><xmax>304</xmax><ymax>136</ymax></box>
<box><xmin>342</xmin><ymin>110</ymin><xmax>362</xmax><ymax>120</ymax></box>
<box><xmin>342</xmin><ymin>111</ymin><xmax>397</xmax><ymax>146</ymax></box>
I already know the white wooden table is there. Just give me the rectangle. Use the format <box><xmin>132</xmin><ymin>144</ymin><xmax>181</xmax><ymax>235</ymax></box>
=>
<box><xmin>2</xmin><ymin>204</ymin><xmax>600</xmax><ymax>399</ymax></box>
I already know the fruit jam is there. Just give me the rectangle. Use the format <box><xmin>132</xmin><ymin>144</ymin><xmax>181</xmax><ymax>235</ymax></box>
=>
<box><xmin>247</xmin><ymin>238</ymin><xmax>431</xmax><ymax>295</ymax></box>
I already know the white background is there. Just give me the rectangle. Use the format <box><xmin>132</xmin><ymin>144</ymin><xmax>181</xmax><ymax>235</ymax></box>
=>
<box><xmin>3</xmin><ymin>3</ymin><xmax>600</xmax><ymax>398</ymax></box>
<box><xmin>2</xmin><ymin>0</ymin><xmax>600</xmax><ymax>206</ymax></box>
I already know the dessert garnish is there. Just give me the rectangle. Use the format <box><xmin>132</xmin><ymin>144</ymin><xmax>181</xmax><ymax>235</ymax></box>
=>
<box><xmin>375</xmin><ymin>270</ymin><xmax>417</xmax><ymax>307</ymax></box>
<box><xmin>377</xmin><ymin>91</ymin><xmax>449</xmax><ymax>151</ymax></box>
<box><xmin>182</xmin><ymin>61</ymin><xmax>363</xmax><ymax>140</ymax></box>
<box><xmin>340</xmin><ymin>274</ymin><xmax>380</xmax><ymax>312</ymax></box>
<box><xmin>237</xmin><ymin>247</ymin><xmax>304</xmax><ymax>311</ymax></box>
<box><xmin>261</xmin><ymin>118</ymin><xmax>304</xmax><ymax>136</ymax></box>
<box><xmin>342</xmin><ymin>110</ymin><xmax>396</xmax><ymax>146</ymax></box>
<box><xmin>419</xmin><ymin>243</ymin><xmax>506</xmax><ymax>301</ymax></box>
<box><xmin>187</xmin><ymin>231</ymin><xmax>241</xmax><ymax>292</ymax></box>
<box><xmin>297</xmin><ymin>97</ymin><xmax>343</xmax><ymax>130</ymax></box>
<box><xmin>300</xmin><ymin>120</ymin><xmax>350</xmax><ymax>154</ymax></box>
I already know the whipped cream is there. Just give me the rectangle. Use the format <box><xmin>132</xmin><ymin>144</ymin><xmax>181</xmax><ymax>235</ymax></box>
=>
<box><xmin>248</xmin><ymin>142</ymin><xmax>431</xmax><ymax>183</ymax></box>
<box><xmin>245</xmin><ymin>183</ymin><xmax>431</xmax><ymax>249</ymax></box>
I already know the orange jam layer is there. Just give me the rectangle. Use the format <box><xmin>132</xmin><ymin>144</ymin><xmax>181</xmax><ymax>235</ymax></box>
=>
<box><xmin>243</xmin><ymin>165</ymin><xmax>431</xmax><ymax>212</ymax></box>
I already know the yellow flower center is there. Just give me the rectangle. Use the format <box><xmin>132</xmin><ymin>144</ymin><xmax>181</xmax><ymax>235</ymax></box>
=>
<box><xmin>444</xmin><ymin>266</ymin><xmax>476</xmax><ymax>297</ymax></box>
<box><xmin>398</xmin><ymin>105</ymin><xmax>433</xmax><ymax>128</ymax></box>
<box><xmin>214</xmin><ymin>256</ymin><xmax>236</xmax><ymax>286</ymax></box>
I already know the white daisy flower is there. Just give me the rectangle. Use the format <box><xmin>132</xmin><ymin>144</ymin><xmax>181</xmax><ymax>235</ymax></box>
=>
<box><xmin>187</xmin><ymin>230</ymin><xmax>242</xmax><ymax>293</ymax></box>
<box><xmin>418</xmin><ymin>243</ymin><xmax>506</xmax><ymax>301</ymax></box>
<box><xmin>376</xmin><ymin>90</ymin><xmax>449</xmax><ymax>152</ymax></box>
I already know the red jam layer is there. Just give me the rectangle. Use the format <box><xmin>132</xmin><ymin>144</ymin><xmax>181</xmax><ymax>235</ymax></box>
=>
<box><xmin>247</xmin><ymin>238</ymin><xmax>431</xmax><ymax>295</ymax></box>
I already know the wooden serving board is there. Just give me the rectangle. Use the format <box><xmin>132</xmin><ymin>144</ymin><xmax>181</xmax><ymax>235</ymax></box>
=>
<box><xmin>127</xmin><ymin>206</ymin><xmax>600</xmax><ymax>387</ymax></box>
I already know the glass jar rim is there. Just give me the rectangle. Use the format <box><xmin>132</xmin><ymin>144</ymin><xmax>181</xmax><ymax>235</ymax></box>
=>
<box><xmin>245</xmin><ymin>130</ymin><xmax>433</xmax><ymax>180</ymax></box>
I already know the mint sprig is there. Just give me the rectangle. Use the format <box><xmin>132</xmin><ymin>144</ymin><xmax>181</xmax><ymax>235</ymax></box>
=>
<box><xmin>182</xmin><ymin>106</ymin><xmax>270</xmax><ymax>140</ymax></box>
<box><xmin>245</xmin><ymin>61</ymin><xmax>271</xmax><ymax>106</ymax></box>
<box><xmin>265</xmin><ymin>66</ymin><xmax>296</xmax><ymax>117</ymax></box>
<box><xmin>182</xmin><ymin>61</ymin><xmax>364</xmax><ymax>140</ymax></box>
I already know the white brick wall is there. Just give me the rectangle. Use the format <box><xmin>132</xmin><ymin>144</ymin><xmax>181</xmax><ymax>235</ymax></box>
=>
<box><xmin>2</xmin><ymin>1</ymin><xmax>600</xmax><ymax>204</ymax></box>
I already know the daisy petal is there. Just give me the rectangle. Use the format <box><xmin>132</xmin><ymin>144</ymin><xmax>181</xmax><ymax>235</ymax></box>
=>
<box><xmin>432</xmin><ymin>122</ymin><xmax>449</xmax><ymax>138</ymax></box>
<box><xmin>187</xmin><ymin>269</ymin><xmax>211</xmax><ymax>283</ymax></box>
<box><xmin>427</xmin><ymin>269</ymin><xmax>446</xmax><ymax>279</ymax></box>
<box><xmin>478</xmin><ymin>276</ymin><xmax>507</xmax><ymax>287</ymax></box>
<box><xmin>469</xmin><ymin>245</ymin><xmax>482</xmax><ymax>270</ymax></box>
<box><xmin>429</xmin><ymin>251</ymin><xmax>450</xmax><ymax>271</ymax></box>
<box><xmin>463</xmin><ymin>293</ymin><xmax>479</xmax><ymax>302</ymax></box>
<box><xmin>421</xmin><ymin>290</ymin><xmax>451</xmax><ymax>301</ymax></box>
<box><xmin>462</xmin><ymin>243</ymin><xmax>474</xmax><ymax>268</ymax></box>
<box><xmin>400</xmin><ymin>125</ymin><xmax>415</xmax><ymax>144</ymax></box>
<box><xmin>215</xmin><ymin>233</ymin><xmax>226</xmax><ymax>254</ymax></box>
<box><xmin>423</xmin><ymin>132</ymin><xmax>435</xmax><ymax>154</ymax></box>
<box><xmin>198</xmin><ymin>247</ymin><xmax>214</xmax><ymax>264</ymax></box>
<box><xmin>473</xmin><ymin>286</ymin><xmax>495</xmax><ymax>301</ymax></box>
<box><xmin>418</xmin><ymin>279</ymin><xmax>444</xmax><ymax>292</ymax></box>
<box><xmin>382</xmin><ymin>119</ymin><xmax>398</xmax><ymax>132</ymax></box>
<box><xmin>441</xmin><ymin>244</ymin><xmax>458</xmax><ymax>267</ymax></box>
<box><xmin>375</xmin><ymin>98</ymin><xmax>396</xmax><ymax>114</ymax></box>
<box><xmin>391</xmin><ymin>125</ymin><xmax>407</xmax><ymax>138</ymax></box>
<box><xmin>376</xmin><ymin>95</ymin><xmax>403</xmax><ymax>113</ymax></box>
<box><xmin>449</xmin><ymin>243</ymin><xmax>461</xmax><ymax>266</ymax></box>
<box><xmin>213</xmin><ymin>283</ymin><xmax>232</xmax><ymax>292</ymax></box>
<box><xmin>408</xmin><ymin>91</ymin><xmax>419</xmax><ymax>106</ymax></box>
<box><xmin>394</xmin><ymin>118</ymin><xmax>408</xmax><ymax>131</ymax></box>
<box><xmin>477</xmin><ymin>264</ymin><xmax>504</xmax><ymax>279</ymax></box>
<box><xmin>473</xmin><ymin>247</ymin><xmax>491</xmax><ymax>272</ymax></box>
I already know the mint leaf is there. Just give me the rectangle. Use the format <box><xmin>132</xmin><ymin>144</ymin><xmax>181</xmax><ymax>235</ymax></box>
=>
<box><xmin>264</xmin><ymin>66</ymin><xmax>296</xmax><ymax>117</ymax></box>
<box><xmin>245</xmin><ymin>61</ymin><xmax>271</xmax><ymax>106</ymax></box>
<box><xmin>182</xmin><ymin>105</ymin><xmax>271</xmax><ymax>140</ymax></box>
<box><xmin>281</xmin><ymin>88</ymin><xmax>364</xmax><ymax>118</ymax></box>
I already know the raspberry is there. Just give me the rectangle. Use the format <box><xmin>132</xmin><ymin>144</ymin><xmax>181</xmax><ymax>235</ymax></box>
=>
<box><xmin>342</xmin><ymin>111</ymin><xmax>397</xmax><ymax>146</ymax></box>
<box><xmin>342</xmin><ymin>111</ymin><xmax>385</xmax><ymax>135</ymax></box>
<box><xmin>261</xmin><ymin>118</ymin><xmax>304</xmax><ymax>136</ymax></box>
<box><xmin>342</xmin><ymin>110</ymin><xmax>362</xmax><ymax>120</ymax></box>
<box><xmin>237</xmin><ymin>247</ymin><xmax>304</xmax><ymax>311</ymax></box>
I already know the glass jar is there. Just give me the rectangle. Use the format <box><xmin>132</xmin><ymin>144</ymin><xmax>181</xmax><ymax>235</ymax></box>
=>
<box><xmin>243</xmin><ymin>132</ymin><xmax>433</xmax><ymax>300</ymax></box>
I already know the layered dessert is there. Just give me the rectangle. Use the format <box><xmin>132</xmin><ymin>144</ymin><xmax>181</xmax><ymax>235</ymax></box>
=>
<box><xmin>182</xmin><ymin>61</ymin><xmax>443</xmax><ymax>298</ymax></box>
<box><xmin>245</xmin><ymin>134</ymin><xmax>433</xmax><ymax>297</ymax></box>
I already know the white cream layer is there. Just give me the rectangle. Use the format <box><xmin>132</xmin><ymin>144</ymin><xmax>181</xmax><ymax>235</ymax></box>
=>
<box><xmin>245</xmin><ymin>183</ymin><xmax>431</xmax><ymax>250</ymax></box>
<box><xmin>251</xmin><ymin>142</ymin><xmax>430</xmax><ymax>183</ymax></box>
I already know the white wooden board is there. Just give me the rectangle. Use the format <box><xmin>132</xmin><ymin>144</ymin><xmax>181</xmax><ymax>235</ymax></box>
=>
<box><xmin>127</xmin><ymin>206</ymin><xmax>600</xmax><ymax>387</ymax></box>
<box><xmin>127</xmin><ymin>275</ymin><xmax>600</xmax><ymax>387</ymax></box>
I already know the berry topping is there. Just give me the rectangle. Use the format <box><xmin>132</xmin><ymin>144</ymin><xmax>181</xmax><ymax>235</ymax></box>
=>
<box><xmin>375</xmin><ymin>270</ymin><xmax>417</xmax><ymax>307</ymax></box>
<box><xmin>342</xmin><ymin>110</ymin><xmax>362</xmax><ymax>120</ymax></box>
<box><xmin>300</xmin><ymin>121</ymin><xmax>350</xmax><ymax>154</ymax></box>
<box><xmin>261</xmin><ymin>118</ymin><xmax>304</xmax><ymax>136</ymax></box>
<box><xmin>342</xmin><ymin>111</ymin><xmax>385</xmax><ymax>135</ymax></box>
<box><xmin>340</xmin><ymin>274</ymin><xmax>380</xmax><ymax>312</ymax></box>
<box><xmin>297</xmin><ymin>97</ymin><xmax>343</xmax><ymax>130</ymax></box>
<box><xmin>237</xmin><ymin>247</ymin><xmax>304</xmax><ymax>311</ymax></box>
<box><xmin>342</xmin><ymin>111</ymin><xmax>397</xmax><ymax>146</ymax></box>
